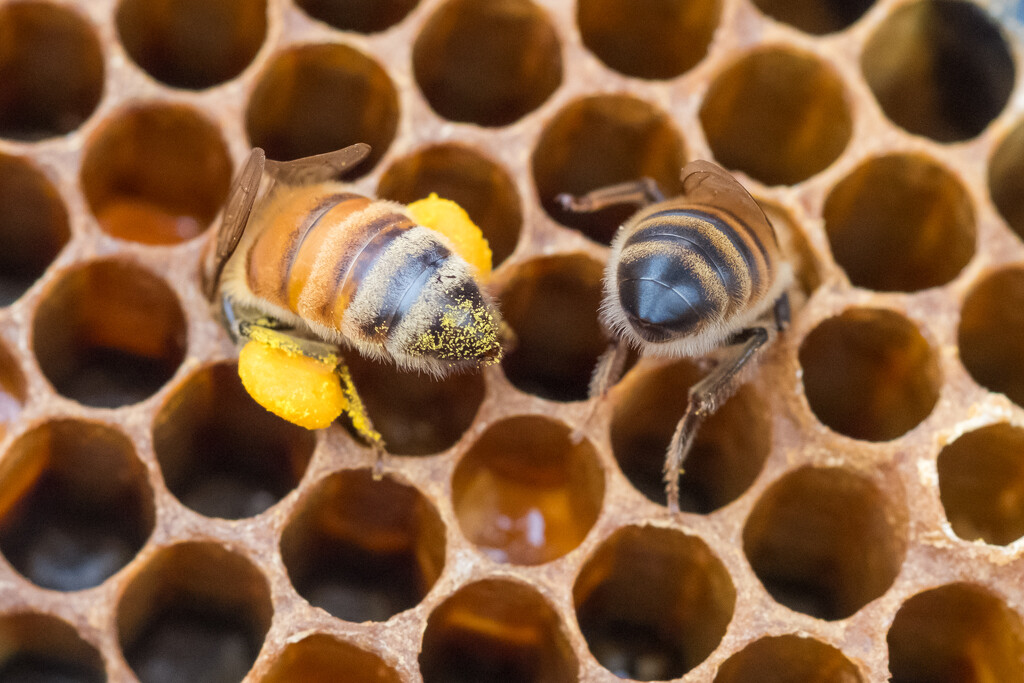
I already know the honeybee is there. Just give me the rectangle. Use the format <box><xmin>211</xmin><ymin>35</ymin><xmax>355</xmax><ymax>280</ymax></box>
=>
<box><xmin>558</xmin><ymin>161</ymin><xmax>792</xmax><ymax>512</ymax></box>
<box><xmin>204</xmin><ymin>144</ymin><xmax>503</xmax><ymax>458</ymax></box>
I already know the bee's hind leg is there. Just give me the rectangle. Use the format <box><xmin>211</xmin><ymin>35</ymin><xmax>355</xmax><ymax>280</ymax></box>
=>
<box><xmin>556</xmin><ymin>178</ymin><xmax>666</xmax><ymax>213</ymax></box>
<box><xmin>664</xmin><ymin>326</ymin><xmax>771</xmax><ymax>513</ymax></box>
<box><xmin>221</xmin><ymin>296</ymin><xmax>292</xmax><ymax>345</ymax></box>
<box><xmin>664</xmin><ymin>294</ymin><xmax>789</xmax><ymax>512</ymax></box>
<box><xmin>334</xmin><ymin>358</ymin><xmax>387</xmax><ymax>478</ymax></box>
<box><xmin>225</xmin><ymin>297</ymin><xmax>388</xmax><ymax>472</ymax></box>
<box><xmin>224</xmin><ymin>296</ymin><xmax>338</xmax><ymax>362</ymax></box>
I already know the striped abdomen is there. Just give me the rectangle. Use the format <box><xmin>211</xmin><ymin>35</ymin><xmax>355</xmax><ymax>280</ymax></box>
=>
<box><xmin>244</xmin><ymin>184</ymin><xmax>501</xmax><ymax>372</ymax></box>
<box><xmin>613</xmin><ymin>197</ymin><xmax>782</xmax><ymax>343</ymax></box>
<box><xmin>245</xmin><ymin>185</ymin><xmax>418</xmax><ymax>331</ymax></box>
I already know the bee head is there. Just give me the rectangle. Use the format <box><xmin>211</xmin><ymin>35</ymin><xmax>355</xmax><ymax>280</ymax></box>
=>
<box><xmin>408</xmin><ymin>277</ymin><xmax>503</xmax><ymax>371</ymax></box>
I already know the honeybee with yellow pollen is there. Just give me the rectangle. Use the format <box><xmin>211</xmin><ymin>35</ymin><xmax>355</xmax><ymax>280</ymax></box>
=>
<box><xmin>204</xmin><ymin>143</ymin><xmax>502</xmax><ymax>463</ymax></box>
<box><xmin>559</xmin><ymin>161</ymin><xmax>792</xmax><ymax>512</ymax></box>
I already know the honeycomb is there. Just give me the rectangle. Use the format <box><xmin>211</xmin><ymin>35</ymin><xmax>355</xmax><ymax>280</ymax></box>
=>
<box><xmin>0</xmin><ymin>0</ymin><xmax>1023</xmax><ymax>680</ymax></box>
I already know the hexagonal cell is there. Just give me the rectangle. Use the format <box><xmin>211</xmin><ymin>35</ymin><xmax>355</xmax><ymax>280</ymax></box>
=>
<box><xmin>823</xmin><ymin>154</ymin><xmax>974</xmax><ymax>292</ymax></box>
<box><xmin>576</xmin><ymin>0</ymin><xmax>721</xmax><ymax>80</ymax></box>
<box><xmin>345</xmin><ymin>354</ymin><xmax>484</xmax><ymax>456</ymax></box>
<box><xmin>116</xmin><ymin>0</ymin><xmax>267</xmax><ymax>89</ymax></box>
<box><xmin>419</xmin><ymin>579</ymin><xmax>577</xmax><ymax>683</ymax></box>
<box><xmin>259</xmin><ymin>634</ymin><xmax>401</xmax><ymax>683</ymax></box>
<box><xmin>452</xmin><ymin>416</ymin><xmax>603</xmax><ymax>565</ymax></box>
<box><xmin>937</xmin><ymin>424</ymin><xmax>1024</xmax><ymax>546</ymax></box>
<box><xmin>377</xmin><ymin>143</ymin><xmax>521</xmax><ymax>267</ymax></box>
<box><xmin>0</xmin><ymin>613</ymin><xmax>105</xmax><ymax>682</ymax></box>
<box><xmin>959</xmin><ymin>267</ymin><xmax>1024</xmax><ymax>408</ymax></box>
<box><xmin>80</xmin><ymin>103</ymin><xmax>233</xmax><ymax>245</ymax></box>
<box><xmin>743</xmin><ymin>466</ymin><xmax>907</xmax><ymax>620</ymax></box>
<box><xmin>573</xmin><ymin>525</ymin><xmax>735</xmax><ymax>681</ymax></box>
<box><xmin>532</xmin><ymin>95</ymin><xmax>685</xmax><ymax>244</ymax></box>
<box><xmin>0</xmin><ymin>153</ymin><xmax>70</xmax><ymax>305</ymax></box>
<box><xmin>32</xmin><ymin>260</ymin><xmax>187</xmax><ymax>408</ymax></box>
<box><xmin>247</xmin><ymin>43</ymin><xmax>398</xmax><ymax>173</ymax></box>
<box><xmin>700</xmin><ymin>47</ymin><xmax>852</xmax><ymax>186</ymax></box>
<box><xmin>117</xmin><ymin>542</ymin><xmax>272</xmax><ymax>683</ymax></box>
<box><xmin>0</xmin><ymin>420</ymin><xmax>154</xmax><ymax>592</ymax></box>
<box><xmin>412</xmin><ymin>0</ymin><xmax>561</xmax><ymax>127</ymax></box>
<box><xmin>887</xmin><ymin>584</ymin><xmax>1024</xmax><ymax>683</ymax></box>
<box><xmin>499</xmin><ymin>255</ymin><xmax>606</xmax><ymax>401</ymax></box>
<box><xmin>280</xmin><ymin>469</ymin><xmax>445</xmax><ymax>623</ymax></box>
<box><xmin>751</xmin><ymin>0</ymin><xmax>873</xmax><ymax>35</ymax></box>
<box><xmin>0</xmin><ymin>2</ymin><xmax>103</xmax><ymax>141</ymax></box>
<box><xmin>862</xmin><ymin>0</ymin><xmax>1014</xmax><ymax>143</ymax></box>
<box><xmin>0</xmin><ymin>340</ymin><xmax>26</xmax><ymax>440</ymax></box>
<box><xmin>799</xmin><ymin>308</ymin><xmax>940</xmax><ymax>442</ymax></box>
<box><xmin>296</xmin><ymin>0</ymin><xmax>418</xmax><ymax>33</ymax></box>
<box><xmin>990</xmin><ymin>119</ymin><xmax>1024</xmax><ymax>242</ymax></box>
<box><xmin>610</xmin><ymin>358</ymin><xmax>770</xmax><ymax>512</ymax></box>
<box><xmin>714</xmin><ymin>635</ymin><xmax>863</xmax><ymax>683</ymax></box>
<box><xmin>152</xmin><ymin>363</ymin><xmax>316</xmax><ymax>520</ymax></box>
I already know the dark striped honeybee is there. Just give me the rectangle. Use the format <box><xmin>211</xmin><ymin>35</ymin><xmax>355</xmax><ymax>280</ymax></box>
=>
<box><xmin>558</xmin><ymin>160</ymin><xmax>792</xmax><ymax>512</ymax></box>
<box><xmin>203</xmin><ymin>144</ymin><xmax>503</xmax><ymax>457</ymax></box>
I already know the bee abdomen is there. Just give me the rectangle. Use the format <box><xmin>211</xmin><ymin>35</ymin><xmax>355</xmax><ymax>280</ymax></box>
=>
<box><xmin>300</xmin><ymin>202</ymin><xmax>416</xmax><ymax>329</ymax></box>
<box><xmin>620</xmin><ymin>204</ymin><xmax>778</xmax><ymax>323</ymax></box>
<box><xmin>246</xmin><ymin>187</ymin><xmax>416</xmax><ymax>329</ymax></box>
<box><xmin>247</xmin><ymin>187</ymin><xmax>367</xmax><ymax>306</ymax></box>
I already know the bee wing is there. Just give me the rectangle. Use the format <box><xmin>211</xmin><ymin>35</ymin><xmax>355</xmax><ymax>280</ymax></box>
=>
<box><xmin>264</xmin><ymin>143</ymin><xmax>371</xmax><ymax>186</ymax></box>
<box><xmin>680</xmin><ymin>160</ymin><xmax>772</xmax><ymax>233</ymax></box>
<box><xmin>203</xmin><ymin>147</ymin><xmax>266</xmax><ymax>301</ymax></box>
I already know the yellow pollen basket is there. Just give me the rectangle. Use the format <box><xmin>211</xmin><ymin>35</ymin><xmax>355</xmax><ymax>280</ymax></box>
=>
<box><xmin>407</xmin><ymin>194</ymin><xmax>492</xmax><ymax>277</ymax></box>
<box><xmin>238</xmin><ymin>339</ymin><xmax>347</xmax><ymax>430</ymax></box>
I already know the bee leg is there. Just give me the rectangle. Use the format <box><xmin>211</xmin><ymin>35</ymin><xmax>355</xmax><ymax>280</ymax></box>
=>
<box><xmin>556</xmin><ymin>178</ymin><xmax>666</xmax><ymax>213</ymax></box>
<box><xmin>664</xmin><ymin>325</ymin><xmax>771</xmax><ymax>513</ymax></box>
<box><xmin>221</xmin><ymin>296</ymin><xmax>295</xmax><ymax>346</ymax></box>
<box><xmin>335</xmin><ymin>359</ymin><xmax>387</xmax><ymax>478</ymax></box>
<box><xmin>236</xmin><ymin>321</ymin><xmax>341</xmax><ymax>363</ymax></box>
<box><xmin>244</xmin><ymin>330</ymin><xmax>387</xmax><ymax>472</ymax></box>
<box><xmin>229</xmin><ymin>302</ymin><xmax>388</xmax><ymax>467</ymax></box>
<box><xmin>572</xmin><ymin>340</ymin><xmax>630</xmax><ymax>443</ymax></box>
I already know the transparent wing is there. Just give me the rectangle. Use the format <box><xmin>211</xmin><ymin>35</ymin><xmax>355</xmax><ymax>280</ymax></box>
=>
<box><xmin>264</xmin><ymin>143</ymin><xmax>371</xmax><ymax>185</ymax></box>
<box><xmin>203</xmin><ymin>147</ymin><xmax>265</xmax><ymax>301</ymax></box>
<box><xmin>680</xmin><ymin>160</ymin><xmax>771</xmax><ymax>234</ymax></box>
